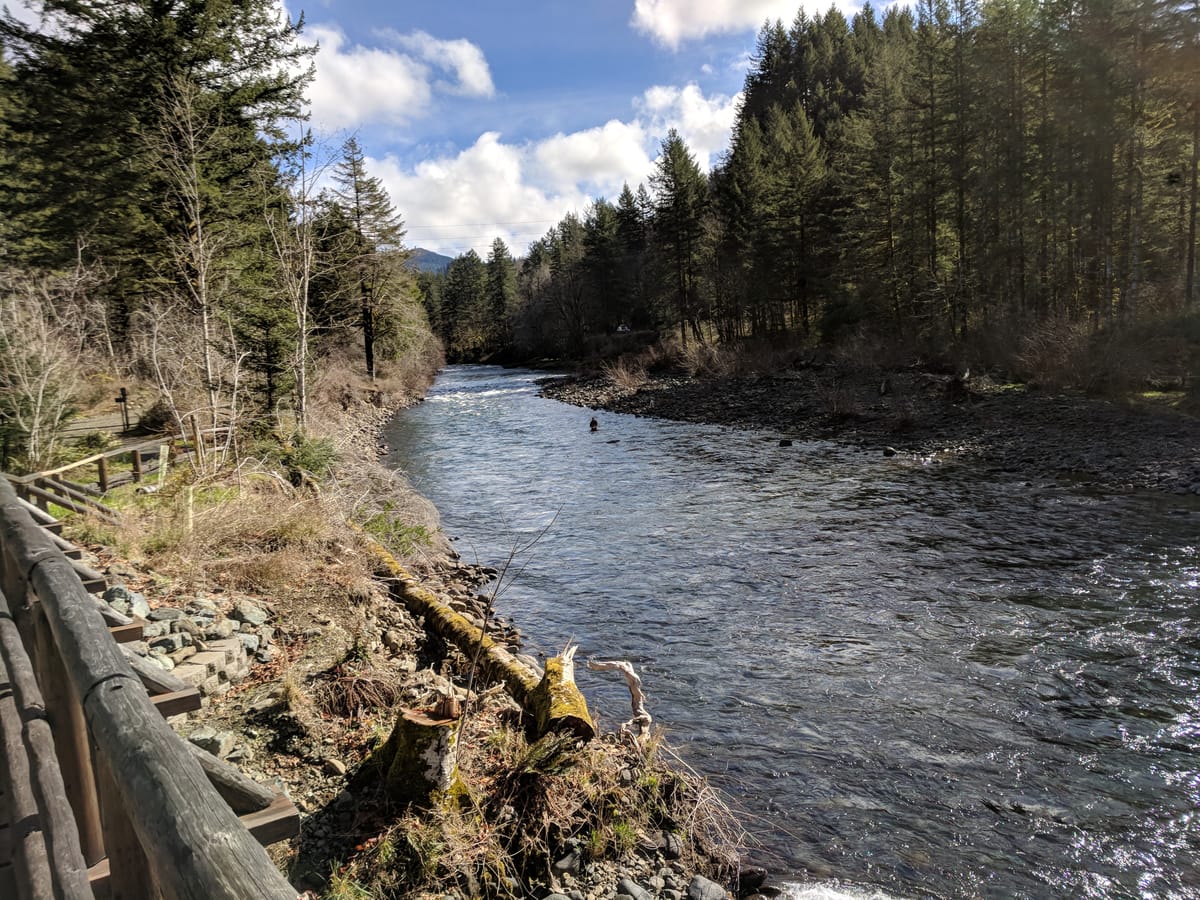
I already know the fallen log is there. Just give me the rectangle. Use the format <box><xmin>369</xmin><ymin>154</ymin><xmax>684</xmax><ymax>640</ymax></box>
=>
<box><xmin>362</xmin><ymin>534</ymin><xmax>594</xmax><ymax>740</ymax></box>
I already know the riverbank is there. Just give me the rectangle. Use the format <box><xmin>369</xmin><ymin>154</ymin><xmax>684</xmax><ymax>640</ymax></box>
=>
<box><xmin>68</xmin><ymin>373</ymin><xmax>754</xmax><ymax>899</ymax></box>
<box><xmin>541</xmin><ymin>367</ymin><xmax>1200</xmax><ymax>497</ymax></box>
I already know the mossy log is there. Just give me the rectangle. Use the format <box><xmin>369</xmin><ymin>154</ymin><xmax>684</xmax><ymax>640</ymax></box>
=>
<box><xmin>366</xmin><ymin>704</ymin><xmax>467</xmax><ymax>806</ymax></box>
<box><xmin>528</xmin><ymin>645</ymin><xmax>594</xmax><ymax>739</ymax></box>
<box><xmin>363</xmin><ymin>535</ymin><xmax>594</xmax><ymax>740</ymax></box>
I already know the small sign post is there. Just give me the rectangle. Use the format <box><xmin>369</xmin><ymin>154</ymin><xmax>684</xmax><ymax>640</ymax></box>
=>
<box><xmin>115</xmin><ymin>387</ymin><xmax>130</xmax><ymax>432</ymax></box>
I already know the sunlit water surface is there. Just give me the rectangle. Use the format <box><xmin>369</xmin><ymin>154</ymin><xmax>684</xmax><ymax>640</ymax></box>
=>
<box><xmin>384</xmin><ymin>366</ymin><xmax>1200</xmax><ymax>899</ymax></box>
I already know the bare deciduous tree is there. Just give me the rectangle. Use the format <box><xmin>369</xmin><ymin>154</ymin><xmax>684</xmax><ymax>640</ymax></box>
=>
<box><xmin>0</xmin><ymin>269</ymin><xmax>84</xmax><ymax>469</ymax></box>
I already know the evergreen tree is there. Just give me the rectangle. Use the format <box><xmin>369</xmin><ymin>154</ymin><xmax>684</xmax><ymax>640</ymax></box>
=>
<box><xmin>441</xmin><ymin>250</ymin><xmax>487</xmax><ymax>359</ymax></box>
<box><xmin>650</xmin><ymin>130</ymin><xmax>708</xmax><ymax>345</ymax></box>
<box><xmin>329</xmin><ymin>137</ymin><xmax>407</xmax><ymax>378</ymax></box>
<box><xmin>485</xmin><ymin>238</ymin><xmax>517</xmax><ymax>352</ymax></box>
<box><xmin>0</xmin><ymin>0</ymin><xmax>313</xmax><ymax>341</ymax></box>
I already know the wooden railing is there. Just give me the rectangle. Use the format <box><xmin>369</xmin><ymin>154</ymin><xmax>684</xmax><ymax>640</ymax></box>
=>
<box><xmin>5</xmin><ymin>427</ymin><xmax>228</xmax><ymax>525</ymax></box>
<box><xmin>0</xmin><ymin>472</ymin><xmax>299</xmax><ymax>898</ymax></box>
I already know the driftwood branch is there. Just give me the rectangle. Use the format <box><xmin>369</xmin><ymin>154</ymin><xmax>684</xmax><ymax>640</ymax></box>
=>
<box><xmin>587</xmin><ymin>658</ymin><xmax>652</xmax><ymax>737</ymax></box>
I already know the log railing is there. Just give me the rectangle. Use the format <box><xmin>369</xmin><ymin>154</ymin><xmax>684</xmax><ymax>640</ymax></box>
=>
<box><xmin>6</xmin><ymin>424</ymin><xmax>233</xmax><ymax>522</ymax></box>
<box><xmin>0</xmin><ymin>476</ymin><xmax>298</xmax><ymax>899</ymax></box>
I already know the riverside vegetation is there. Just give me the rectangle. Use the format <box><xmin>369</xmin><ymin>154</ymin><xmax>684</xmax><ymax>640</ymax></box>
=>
<box><xmin>45</xmin><ymin>375</ymin><xmax>753</xmax><ymax>900</ymax></box>
<box><xmin>1</xmin><ymin>1</ymin><xmax>1197</xmax><ymax>896</ymax></box>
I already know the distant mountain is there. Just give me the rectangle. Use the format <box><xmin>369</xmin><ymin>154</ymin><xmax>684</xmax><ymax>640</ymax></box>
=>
<box><xmin>407</xmin><ymin>247</ymin><xmax>453</xmax><ymax>273</ymax></box>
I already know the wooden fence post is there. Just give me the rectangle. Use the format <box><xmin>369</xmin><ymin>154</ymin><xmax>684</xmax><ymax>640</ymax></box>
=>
<box><xmin>131</xmin><ymin>450</ymin><xmax>143</xmax><ymax>483</ymax></box>
<box><xmin>95</xmin><ymin>752</ymin><xmax>159</xmax><ymax>899</ymax></box>
<box><xmin>30</xmin><ymin>600</ymin><xmax>106</xmax><ymax>866</ymax></box>
<box><xmin>97</xmin><ymin>457</ymin><xmax>108</xmax><ymax>494</ymax></box>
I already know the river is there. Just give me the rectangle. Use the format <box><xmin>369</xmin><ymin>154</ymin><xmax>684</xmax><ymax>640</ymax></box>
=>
<box><xmin>384</xmin><ymin>365</ymin><xmax>1200</xmax><ymax>899</ymax></box>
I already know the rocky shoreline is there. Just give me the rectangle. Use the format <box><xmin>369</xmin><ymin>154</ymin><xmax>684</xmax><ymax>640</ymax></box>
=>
<box><xmin>80</xmin><ymin>387</ymin><xmax>761</xmax><ymax>899</ymax></box>
<box><xmin>541</xmin><ymin>368</ymin><xmax>1200</xmax><ymax>498</ymax></box>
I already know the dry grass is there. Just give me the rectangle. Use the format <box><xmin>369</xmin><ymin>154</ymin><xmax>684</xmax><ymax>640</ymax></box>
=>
<box><xmin>323</xmin><ymin>697</ymin><xmax>745</xmax><ymax>899</ymax></box>
<box><xmin>91</xmin><ymin>469</ymin><xmax>376</xmax><ymax>599</ymax></box>
<box><xmin>309</xmin><ymin>335</ymin><xmax>443</xmax><ymax>429</ymax></box>
<box><xmin>601</xmin><ymin>359</ymin><xmax>649</xmax><ymax>393</ymax></box>
<box><xmin>1014</xmin><ymin>311</ymin><xmax>1200</xmax><ymax>396</ymax></box>
<box><xmin>314</xmin><ymin>659</ymin><xmax>405</xmax><ymax>720</ymax></box>
<box><xmin>813</xmin><ymin>380</ymin><xmax>861</xmax><ymax>420</ymax></box>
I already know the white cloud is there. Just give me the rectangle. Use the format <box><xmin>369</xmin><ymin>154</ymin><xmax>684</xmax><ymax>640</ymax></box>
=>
<box><xmin>387</xmin><ymin>30</ymin><xmax>495</xmax><ymax>98</ymax></box>
<box><xmin>306</xmin><ymin>24</ymin><xmax>434</xmax><ymax>130</ymax></box>
<box><xmin>630</xmin><ymin>0</ymin><xmax>863</xmax><ymax>47</ymax></box>
<box><xmin>533</xmin><ymin>120</ymin><xmax>653</xmax><ymax>196</ymax></box>
<box><xmin>373</xmin><ymin>133</ymin><xmax>586</xmax><ymax>260</ymax></box>
<box><xmin>636</xmin><ymin>83</ymin><xmax>740</xmax><ymax>170</ymax></box>
<box><xmin>631</xmin><ymin>0</ymin><xmax>799</xmax><ymax>47</ymax></box>
<box><xmin>301</xmin><ymin>20</ymin><xmax>494</xmax><ymax>131</ymax></box>
<box><xmin>374</xmin><ymin>83</ymin><xmax>742</xmax><ymax>259</ymax></box>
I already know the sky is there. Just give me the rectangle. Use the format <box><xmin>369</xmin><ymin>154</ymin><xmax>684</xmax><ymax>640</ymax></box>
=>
<box><xmin>8</xmin><ymin>0</ymin><xmax>861</xmax><ymax>258</ymax></box>
<box><xmin>291</xmin><ymin>0</ymin><xmax>870</xmax><ymax>258</ymax></box>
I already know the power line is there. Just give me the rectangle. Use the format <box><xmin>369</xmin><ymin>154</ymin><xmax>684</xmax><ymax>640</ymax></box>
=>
<box><xmin>404</xmin><ymin>219</ymin><xmax>561</xmax><ymax>231</ymax></box>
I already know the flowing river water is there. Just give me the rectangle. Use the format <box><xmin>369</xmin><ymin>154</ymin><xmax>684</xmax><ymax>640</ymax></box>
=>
<box><xmin>384</xmin><ymin>365</ymin><xmax>1200</xmax><ymax>899</ymax></box>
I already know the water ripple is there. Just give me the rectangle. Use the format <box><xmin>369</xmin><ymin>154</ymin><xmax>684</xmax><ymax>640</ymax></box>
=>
<box><xmin>385</xmin><ymin>366</ymin><xmax>1200</xmax><ymax>899</ymax></box>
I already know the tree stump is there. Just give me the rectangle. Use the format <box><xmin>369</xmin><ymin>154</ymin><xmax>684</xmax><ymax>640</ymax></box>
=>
<box><xmin>368</xmin><ymin>697</ymin><xmax>467</xmax><ymax>807</ymax></box>
<box><xmin>527</xmin><ymin>645</ymin><xmax>595</xmax><ymax>740</ymax></box>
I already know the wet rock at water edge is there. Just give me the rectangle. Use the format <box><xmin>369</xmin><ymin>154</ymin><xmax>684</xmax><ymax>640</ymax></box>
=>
<box><xmin>737</xmin><ymin>866</ymin><xmax>768</xmax><ymax>897</ymax></box>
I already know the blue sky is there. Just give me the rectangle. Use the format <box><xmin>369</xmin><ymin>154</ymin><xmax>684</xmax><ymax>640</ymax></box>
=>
<box><xmin>9</xmin><ymin>0</ymin><xmax>859</xmax><ymax>257</ymax></box>
<box><xmin>292</xmin><ymin>0</ymin><xmax>866</xmax><ymax>257</ymax></box>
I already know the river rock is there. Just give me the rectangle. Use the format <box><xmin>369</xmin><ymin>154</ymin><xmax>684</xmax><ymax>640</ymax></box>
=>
<box><xmin>617</xmin><ymin>877</ymin><xmax>654</xmax><ymax>900</ymax></box>
<box><xmin>737</xmin><ymin>866</ymin><xmax>768</xmax><ymax>896</ymax></box>
<box><xmin>189</xmin><ymin>726</ymin><xmax>237</xmax><ymax>758</ymax></box>
<box><xmin>662</xmin><ymin>832</ymin><xmax>683</xmax><ymax>860</ymax></box>
<box><xmin>553</xmin><ymin>848</ymin><xmax>582</xmax><ymax>877</ymax></box>
<box><xmin>206</xmin><ymin>619</ymin><xmax>237</xmax><ymax>639</ymax></box>
<box><xmin>103</xmin><ymin>585</ymin><xmax>134</xmax><ymax>605</ymax></box>
<box><xmin>188</xmin><ymin>596</ymin><xmax>220</xmax><ymax>615</ymax></box>
<box><xmin>141</xmin><ymin>621</ymin><xmax>166</xmax><ymax>639</ymax></box>
<box><xmin>687</xmin><ymin>875</ymin><xmax>727</xmax><ymax>900</ymax></box>
<box><xmin>149</xmin><ymin>634</ymin><xmax>184</xmax><ymax>653</ymax></box>
<box><xmin>147</xmin><ymin>606</ymin><xmax>184</xmax><ymax>622</ymax></box>
<box><xmin>231</xmin><ymin>599</ymin><xmax>269</xmax><ymax>627</ymax></box>
<box><xmin>238</xmin><ymin>633</ymin><xmax>261</xmax><ymax>654</ymax></box>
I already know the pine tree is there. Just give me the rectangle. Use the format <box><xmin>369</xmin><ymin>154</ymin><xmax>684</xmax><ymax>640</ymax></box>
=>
<box><xmin>485</xmin><ymin>238</ymin><xmax>517</xmax><ymax>352</ymax></box>
<box><xmin>0</xmin><ymin>0</ymin><xmax>313</xmax><ymax>341</ymax></box>
<box><xmin>330</xmin><ymin>137</ymin><xmax>407</xmax><ymax>378</ymax></box>
<box><xmin>441</xmin><ymin>250</ymin><xmax>486</xmax><ymax>359</ymax></box>
<box><xmin>650</xmin><ymin>130</ymin><xmax>708</xmax><ymax>346</ymax></box>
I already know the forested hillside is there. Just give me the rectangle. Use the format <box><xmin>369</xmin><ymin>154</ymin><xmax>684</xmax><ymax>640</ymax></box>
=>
<box><xmin>434</xmin><ymin>0</ymin><xmax>1198</xmax><ymax>389</ymax></box>
<box><xmin>0</xmin><ymin>1</ymin><xmax>439</xmax><ymax>471</ymax></box>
